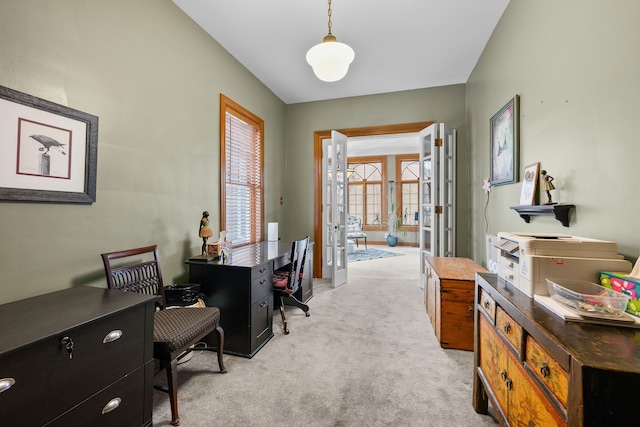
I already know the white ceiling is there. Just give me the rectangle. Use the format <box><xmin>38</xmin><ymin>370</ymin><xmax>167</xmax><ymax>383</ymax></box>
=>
<box><xmin>171</xmin><ymin>0</ymin><xmax>510</xmax><ymax>105</ymax></box>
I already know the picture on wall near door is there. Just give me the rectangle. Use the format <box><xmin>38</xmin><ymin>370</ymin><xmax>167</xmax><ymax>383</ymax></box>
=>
<box><xmin>489</xmin><ymin>95</ymin><xmax>519</xmax><ymax>186</ymax></box>
<box><xmin>519</xmin><ymin>162</ymin><xmax>540</xmax><ymax>206</ymax></box>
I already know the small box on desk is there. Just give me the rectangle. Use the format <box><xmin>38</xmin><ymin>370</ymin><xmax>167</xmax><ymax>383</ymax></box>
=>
<box><xmin>600</xmin><ymin>272</ymin><xmax>640</xmax><ymax>317</ymax></box>
<box><xmin>208</xmin><ymin>241</ymin><xmax>232</xmax><ymax>258</ymax></box>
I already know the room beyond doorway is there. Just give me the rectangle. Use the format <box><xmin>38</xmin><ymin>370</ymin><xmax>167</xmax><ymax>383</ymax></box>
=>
<box><xmin>312</xmin><ymin>122</ymin><xmax>432</xmax><ymax>279</ymax></box>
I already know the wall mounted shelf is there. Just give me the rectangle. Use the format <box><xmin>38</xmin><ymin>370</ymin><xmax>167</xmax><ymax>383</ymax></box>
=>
<box><xmin>510</xmin><ymin>204</ymin><xmax>575</xmax><ymax>227</ymax></box>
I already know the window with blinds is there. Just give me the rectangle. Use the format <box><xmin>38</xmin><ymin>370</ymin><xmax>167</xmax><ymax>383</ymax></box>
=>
<box><xmin>220</xmin><ymin>95</ymin><xmax>264</xmax><ymax>247</ymax></box>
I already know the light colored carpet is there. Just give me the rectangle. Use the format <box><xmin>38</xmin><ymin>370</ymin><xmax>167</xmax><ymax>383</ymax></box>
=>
<box><xmin>152</xmin><ymin>245</ymin><xmax>498</xmax><ymax>426</ymax></box>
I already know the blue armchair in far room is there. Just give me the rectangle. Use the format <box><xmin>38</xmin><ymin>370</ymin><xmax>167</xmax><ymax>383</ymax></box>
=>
<box><xmin>346</xmin><ymin>214</ymin><xmax>367</xmax><ymax>249</ymax></box>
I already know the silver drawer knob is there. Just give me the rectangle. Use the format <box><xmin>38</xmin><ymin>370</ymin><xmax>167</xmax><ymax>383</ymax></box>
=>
<box><xmin>103</xmin><ymin>329</ymin><xmax>123</xmax><ymax>343</ymax></box>
<box><xmin>102</xmin><ymin>397</ymin><xmax>121</xmax><ymax>414</ymax></box>
<box><xmin>0</xmin><ymin>378</ymin><xmax>15</xmax><ymax>394</ymax></box>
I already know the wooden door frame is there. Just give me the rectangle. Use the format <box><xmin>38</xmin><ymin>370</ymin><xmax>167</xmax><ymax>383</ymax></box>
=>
<box><xmin>313</xmin><ymin>122</ymin><xmax>433</xmax><ymax>278</ymax></box>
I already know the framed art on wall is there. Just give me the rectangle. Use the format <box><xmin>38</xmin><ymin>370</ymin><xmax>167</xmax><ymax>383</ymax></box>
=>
<box><xmin>0</xmin><ymin>85</ymin><xmax>98</xmax><ymax>203</ymax></box>
<box><xmin>519</xmin><ymin>162</ymin><xmax>540</xmax><ymax>206</ymax></box>
<box><xmin>490</xmin><ymin>95</ymin><xmax>519</xmax><ymax>186</ymax></box>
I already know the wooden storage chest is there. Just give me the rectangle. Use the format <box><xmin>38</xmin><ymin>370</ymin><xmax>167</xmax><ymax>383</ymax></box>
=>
<box><xmin>424</xmin><ymin>256</ymin><xmax>487</xmax><ymax>350</ymax></box>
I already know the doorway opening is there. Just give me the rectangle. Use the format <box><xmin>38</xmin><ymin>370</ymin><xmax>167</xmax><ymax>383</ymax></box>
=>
<box><xmin>312</xmin><ymin>122</ymin><xmax>433</xmax><ymax>279</ymax></box>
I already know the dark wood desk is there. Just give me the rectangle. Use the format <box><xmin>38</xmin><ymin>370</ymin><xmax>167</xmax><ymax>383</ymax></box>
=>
<box><xmin>187</xmin><ymin>241</ymin><xmax>312</xmax><ymax>358</ymax></box>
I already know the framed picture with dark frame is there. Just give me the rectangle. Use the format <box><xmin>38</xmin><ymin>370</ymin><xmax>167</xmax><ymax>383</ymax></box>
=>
<box><xmin>0</xmin><ymin>85</ymin><xmax>98</xmax><ymax>203</ymax></box>
<box><xmin>490</xmin><ymin>95</ymin><xmax>519</xmax><ymax>186</ymax></box>
<box><xmin>519</xmin><ymin>162</ymin><xmax>540</xmax><ymax>206</ymax></box>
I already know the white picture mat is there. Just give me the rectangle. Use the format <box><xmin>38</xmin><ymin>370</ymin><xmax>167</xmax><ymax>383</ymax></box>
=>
<box><xmin>0</xmin><ymin>97</ymin><xmax>87</xmax><ymax>193</ymax></box>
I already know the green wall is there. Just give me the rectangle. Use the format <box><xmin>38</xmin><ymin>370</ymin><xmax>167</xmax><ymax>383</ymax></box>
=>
<box><xmin>0</xmin><ymin>0</ymin><xmax>286</xmax><ymax>304</ymax></box>
<box><xmin>467</xmin><ymin>0</ymin><xmax>640</xmax><ymax>264</ymax></box>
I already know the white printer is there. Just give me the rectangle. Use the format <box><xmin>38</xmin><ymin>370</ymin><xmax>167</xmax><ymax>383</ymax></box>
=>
<box><xmin>495</xmin><ymin>232</ymin><xmax>632</xmax><ymax>297</ymax></box>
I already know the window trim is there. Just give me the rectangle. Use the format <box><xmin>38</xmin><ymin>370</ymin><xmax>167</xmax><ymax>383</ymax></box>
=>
<box><xmin>219</xmin><ymin>94</ymin><xmax>265</xmax><ymax>246</ymax></box>
<box><xmin>395</xmin><ymin>154</ymin><xmax>419</xmax><ymax>232</ymax></box>
<box><xmin>348</xmin><ymin>155</ymin><xmax>387</xmax><ymax>231</ymax></box>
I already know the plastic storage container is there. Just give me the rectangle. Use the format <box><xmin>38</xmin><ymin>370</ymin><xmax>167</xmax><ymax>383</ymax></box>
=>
<box><xmin>545</xmin><ymin>278</ymin><xmax>629</xmax><ymax>318</ymax></box>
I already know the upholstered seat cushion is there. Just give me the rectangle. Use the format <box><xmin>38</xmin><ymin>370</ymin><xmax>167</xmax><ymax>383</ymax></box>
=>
<box><xmin>153</xmin><ymin>307</ymin><xmax>221</xmax><ymax>354</ymax></box>
<box><xmin>273</xmin><ymin>269</ymin><xmax>294</xmax><ymax>294</ymax></box>
<box><xmin>347</xmin><ymin>231</ymin><xmax>367</xmax><ymax>238</ymax></box>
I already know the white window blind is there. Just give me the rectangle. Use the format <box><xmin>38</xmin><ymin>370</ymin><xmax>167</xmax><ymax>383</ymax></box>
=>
<box><xmin>221</xmin><ymin>96</ymin><xmax>263</xmax><ymax>246</ymax></box>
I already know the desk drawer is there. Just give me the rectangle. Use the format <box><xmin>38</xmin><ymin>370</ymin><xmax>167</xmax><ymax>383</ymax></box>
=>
<box><xmin>1</xmin><ymin>306</ymin><xmax>146</xmax><ymax>425</ymax></box>
<box><xmin>251</xmin><ymin>262</ymin><xmax>271</xmax><ymax>281</ymax></box>
<box><xmin>251</xmin><ymin>273</ymin><xmax>272</xmax><ymax>304</ymax></box>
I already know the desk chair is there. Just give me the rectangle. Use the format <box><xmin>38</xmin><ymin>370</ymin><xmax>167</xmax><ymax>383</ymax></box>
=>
<box><xmin>273</xmin><ymin>237</ymin><xmax>310</xmax><ymax>334</ymax></box>
<box><xmin>346</xmin><ymin>214</ymin><xmax>368</xmax><ymax>249</ymax></box>
<box><xmin>101</xmin><ymin>245</ymin><xmax>226</xmax><ymax>426</ymax></box>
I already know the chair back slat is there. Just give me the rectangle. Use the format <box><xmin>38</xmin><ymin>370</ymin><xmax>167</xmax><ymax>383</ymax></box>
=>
<box><xmin>285</xmin><ymin>237</ymin><xmax>308</xmax><ymax>293</ymax></box>
<box><xmin>101</xmin><ymin>245</ymin><xmax>167</xmax><ymax>309</ymax></box>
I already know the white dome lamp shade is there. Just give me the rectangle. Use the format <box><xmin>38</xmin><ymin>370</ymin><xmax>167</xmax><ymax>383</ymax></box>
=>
<box><xmin>306</xmin><ymin>0</ymin><xmax>355</xmax><ymax>82</ymax></box>
<box><xmin>306</xmin><ymin>34</ymin><xmax>355</xmax><ymax>82</ymax></box>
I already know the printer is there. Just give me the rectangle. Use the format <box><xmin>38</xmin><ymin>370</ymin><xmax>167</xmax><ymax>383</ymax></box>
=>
<box><xmin>495</xmin><ymin>232</ymin><xmax>632</xmax><ymax>297</ymax></box>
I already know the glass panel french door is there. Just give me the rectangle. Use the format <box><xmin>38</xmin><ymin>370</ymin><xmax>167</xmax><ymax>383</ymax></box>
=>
<box><xmin>330</xmin><ymin>130</ymin><xmax>348</xmax><ymax>288</ymax></box>
<box><xmin>419</xmin><ymin>124</ymin><xmax>438</xmax><ymax>289</ymax></box>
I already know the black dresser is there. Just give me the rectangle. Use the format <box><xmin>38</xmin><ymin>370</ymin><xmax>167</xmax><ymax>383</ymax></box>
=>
<box><xmin>0</xmin><ymin>286</ymin><xmax>155</xmax><ymax>426</ymax></box>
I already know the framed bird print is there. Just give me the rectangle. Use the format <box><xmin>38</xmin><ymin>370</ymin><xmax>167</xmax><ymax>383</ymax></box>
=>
<box><xmin>0</xmin><ymin>85</ymin><xmax>98</xmax><ymax>203</ymax></box>
<box><xmin>490</xmin><ymin>95</ymin><xmax>519</xmax><ymax>186</ymax></box>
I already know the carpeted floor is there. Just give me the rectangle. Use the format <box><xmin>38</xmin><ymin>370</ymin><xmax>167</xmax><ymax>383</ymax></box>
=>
<box><xmin>152</xmin><ymin>245</ymin><xmax>498</xmax><ymax>426</ymax></box>
<box><xmin>347</xmin><ymin>247</ymin><xmax>404</xmax><ymax>262</ymax></box>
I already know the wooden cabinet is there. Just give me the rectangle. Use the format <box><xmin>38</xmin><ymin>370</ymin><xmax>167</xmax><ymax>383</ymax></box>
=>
<box><xmin>424</xmin><ymin>256</ymin><xmax>487</xmax><ymax>350</ymax></box>
<box><xmin>188</xmin><ymin>258</ymin><xmax>274</xmax><ymax>358</ymax></box>
<box><xmin>474</xmin><ymin>273</ymin><xmax>640</xmax><ymax>426</ymax></box>
<box><xmin>0</xmin><ymin>287</ymin><xmax>155</xmax><ymax>427</ymax></box>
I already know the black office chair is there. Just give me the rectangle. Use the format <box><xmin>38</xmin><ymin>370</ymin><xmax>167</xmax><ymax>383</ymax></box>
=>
<box><xmin>101</xmin><ymin>245</ymin><xmax>226</xmax><ymax>426</ymax></box>
<box><xmin>273</xmin><ymin>237</ymin><xmax>310</xmax><ymax>334</ymax></box>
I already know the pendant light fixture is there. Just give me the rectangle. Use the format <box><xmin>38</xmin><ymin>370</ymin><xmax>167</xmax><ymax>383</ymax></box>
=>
<box><xmin>306</xmin><ymin>0</ymin><xmax>355</xmax><ymax>82</ymax></box>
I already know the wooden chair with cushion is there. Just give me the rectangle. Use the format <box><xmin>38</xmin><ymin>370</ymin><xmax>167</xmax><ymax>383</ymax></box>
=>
<box><xmin>272</xmin><ymin>236</ymin><xmax>310</xmax><ymax>334</ymax></box>
<box><xmin>101</xmin><ymin>245</ymin><xmax>226</xmax><ymax>426</ymax></box>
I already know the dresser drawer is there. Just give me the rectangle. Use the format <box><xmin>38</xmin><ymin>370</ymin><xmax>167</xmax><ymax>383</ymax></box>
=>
<box><xmin>0</xmin><ymin>305</ymin><xmax>147</xmax><ymax>425</ymax></box>
<box><xmin>479</xmin><ymin>289</ymin><xmax>496</xmax><ymax>323</ymax></box>
<box><xmin>46</xmin><ymin>364</ymin><xmax>147</xmax><ymax>427</ymax></box>
<box><xmin>525</xmin><ymin>336</ymin><xmax>569</xmax><ymax>407</ymax></box>
<box><xmin>496</xmin><ymin>307</ymin><xmax>522</xmax><ymax>355</ymax></box>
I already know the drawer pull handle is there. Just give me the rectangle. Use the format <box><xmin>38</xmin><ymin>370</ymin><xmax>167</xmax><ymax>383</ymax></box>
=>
<box><xmin>0</xmin><ymin>378</ymin><xmax>15</xmax><ymax>394</ymax></box>
<box><xmin>484</xmin><ymin>301</ymin><xmax>490</xmax><ymax>309</ymax></box>
<box><xmin>259</xmin><ymin>279</ymin><xmax>266</xmax><ymax>285</ymax></box>
<box><xmin>540</xmin><ymin>362</ymin><xmax>551</xmax><ymax>378</ymax></box>
<box><xmin>504</xmin><ymin>322</ymin><xmax>511</xmax><ymax>334</ymax></box>
<box><xmin>102</xmin><ymin>397</ymin><xmax>121</xmax><ymax>414</ymax></box>
<box><xmin>505</xmin><ymin>378</ymin><xmax>513</xmax><ymax>391</ymax></box>
<box><xmin>103</xmin><ymin>329</ymin><xmax>123</xmax><ymax>343</ymax></box>
<box><xmin>500</xmin><ymin>369</ymin><xmax>507</xmax><ymax>381</ymax></box>
<box><xmin>260</xmin><ymin>301</ymin><xmax>268</xmax><ymax>308</ymax></box>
